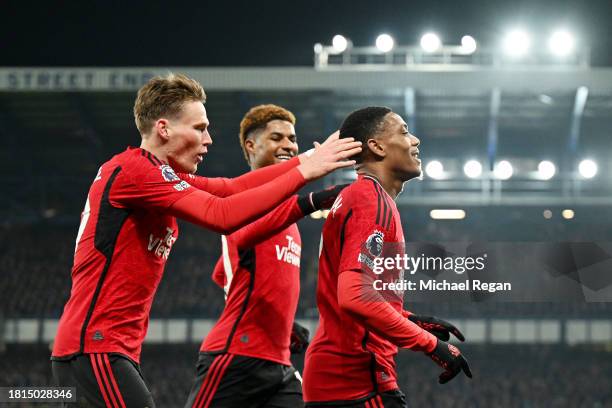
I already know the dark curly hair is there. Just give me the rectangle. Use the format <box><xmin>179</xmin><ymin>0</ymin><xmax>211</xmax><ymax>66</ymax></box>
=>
<box><xmin>239</xmin><ymin>104</ymin><xmax>296</xmax><ymax>163</ymax></box>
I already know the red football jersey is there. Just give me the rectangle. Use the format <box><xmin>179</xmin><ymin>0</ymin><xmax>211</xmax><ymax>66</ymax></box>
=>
<box><xmin>303</xmin><ymin>175</ymin><xmax>409</xmax><ymax>403</ymax></box>
<box><xmin>52</xmin><ymin>147</ymin><xmax>196</xmax><ymax>363</ymax></box>
<box><xmin>202</xmin><ymin>196</ymin><xmax>304</xmax><ymax>365</ymax></box>
<box><xmin>52</xmin><ymin>147</ymin><xmax>303</xmax><ymax>363</ymax></box>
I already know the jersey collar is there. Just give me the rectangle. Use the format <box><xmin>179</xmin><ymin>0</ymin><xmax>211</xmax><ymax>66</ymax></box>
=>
<box><xmin>358</xmin><ymin>173</ymin><xmax>397</xmax><ymax>202</ymax></box>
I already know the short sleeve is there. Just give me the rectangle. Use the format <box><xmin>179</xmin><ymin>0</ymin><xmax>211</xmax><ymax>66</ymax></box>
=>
<box><xmin>111</xmin><ymin>162</ymin><xmax>196</xmax><ymax>211</ymax></box>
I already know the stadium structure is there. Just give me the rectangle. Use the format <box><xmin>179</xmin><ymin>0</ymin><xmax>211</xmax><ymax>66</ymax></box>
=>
<box><xmin>1</xmin><ymin>38</ymin><xmax>612</xmax><ymax>406</ymax></box>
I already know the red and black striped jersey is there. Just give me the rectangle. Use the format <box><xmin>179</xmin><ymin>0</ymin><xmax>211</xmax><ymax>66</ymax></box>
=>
<box><xmin>202</xmin><ymin>196</ymin><xmax>305</xmax><ymax>365</ymax></box>
<box><xmin>52</xmin><ymin>147</ymin><xmax>304</xmax><ymax>363</ymax></box>
<box><xmin>52</xmin><ymin>147</ymin><xmax>195</xmax><ymax>363</ymax></box>
<box><xmin>304</xmin><ymin>174</ymin><xmax>426</xmax><ymax>403</ymax></box>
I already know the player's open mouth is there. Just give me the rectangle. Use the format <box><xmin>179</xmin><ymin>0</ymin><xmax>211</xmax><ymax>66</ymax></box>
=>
<box><xmin>196</xmin><ymin>154</ymin><xmax>204</xmax><ymax>163</ymax></box>
<box><xmin>411</xmin><ymin>150</ymin><xmax>421</xmax><ymax>163</ymax></box>
<box><xmin>275</xmin><ymin>154</ymin><xmax>293</xmax><ymax>161</ymax></box>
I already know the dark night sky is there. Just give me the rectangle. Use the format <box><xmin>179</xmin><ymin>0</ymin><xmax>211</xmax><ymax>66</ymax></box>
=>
<box><xmin>3</xmin><ymin>0</ymin><xmax>612</xmax><ymax>67</ymax></box>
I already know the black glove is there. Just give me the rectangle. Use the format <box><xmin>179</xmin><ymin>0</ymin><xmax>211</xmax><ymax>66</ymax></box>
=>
<box><xmin>297</xmin><ymin>184</ymin><xmax>349</xmax><ymax>215</ymax></box>
<box><xmin>428</xmin><ymin>339</ymin><xmax>473</xmax><ymax>384</ymax></box>
<box><xmin>290</xmin><ymin>322</ymin><xmax>310</xmax><ymax>354</ymax></box>
<box><xmin>408</xmin><ymin>314</ymin><xmax>465</xmax><ymax>342</ymax></box>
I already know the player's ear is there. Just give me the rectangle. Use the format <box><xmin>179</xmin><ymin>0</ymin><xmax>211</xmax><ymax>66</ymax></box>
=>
<box><xmin>244</xmin><ymin>137</ymin><xmax>256</xmax><ymax>161</ymax></box>
<box><xmin>367</xmin><ymin>138</ymin><xmax>386</xmax><ymax>159</ymax></box>
<box><xmin>155</xmin><ymin>119</ymin><xmax>170</xmax><ymax>141</ymax></box>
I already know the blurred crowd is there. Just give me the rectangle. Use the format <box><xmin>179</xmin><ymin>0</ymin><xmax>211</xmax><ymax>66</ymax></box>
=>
<box><xmin>2</xmin><ymin>223</ymin><xmax>612</xmax><ymax>320</ymax></box>
<box><xmin>1</xmin><ymin>344</ymin><xmax>611</xmax><ymax>408</ymax></box>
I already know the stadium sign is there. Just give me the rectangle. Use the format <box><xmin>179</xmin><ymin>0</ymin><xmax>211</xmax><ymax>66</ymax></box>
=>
<box><xmin>2</xmin><ymin>67</ymin><xmax>612</xmax><ymax>92</ymax></box>
<box><xmin>0</xmin><ymin>69</ymin><xmax>156</xmax><ymax>91</ymax></box>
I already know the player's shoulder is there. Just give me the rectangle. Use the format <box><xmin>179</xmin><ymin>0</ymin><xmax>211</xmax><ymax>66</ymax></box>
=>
<box><xmin>115</xmin><ymin>147</ymin><xmax>162</xmax><ymax>169</ymax></box>
<box><xmin>101</xmin><ymin>147</ymin><xmax>182</xmax><ymax>191</ymax></box>
<box><xmin>325</xmin><ymin>177</ymin><xmax>380</xmax><ymax>224</ymax></box>
<box><xmin>341</xmin><ymin>176</ymin><xmax>383</xmax><ymax>207</ymax></box>
<box><xmin>114</xmin><ymin>147</ymin><xmax>178</xmax><ymax>179</ymax></box>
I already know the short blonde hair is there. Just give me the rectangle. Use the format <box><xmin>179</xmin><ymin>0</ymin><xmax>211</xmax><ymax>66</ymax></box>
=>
<box><xmin>133</xmin><ymin>73</ymin><xmax>206</xmax><ymax>135</ymax></box>
<box><xmin>239</xmin><ymin>104</ymin><xmax>296</xmax><ymax>163</ymax></box>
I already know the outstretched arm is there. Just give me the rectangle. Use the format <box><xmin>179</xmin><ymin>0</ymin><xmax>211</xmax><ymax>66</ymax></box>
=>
<box><xmin>178</xmin><ymin>130</ymin><xmax>361</xmax><ymax>197</ymax></box>
<box><xmin>169</xmin><ymin>167</ymin><xmax>306</xmax><ymax>235</ymax></box>
<box><xmin>230</xmin><ymin>185</ymin><xmax>348</xmax><ymax>250</ymax></box>
<box><xmin>179</xmin><ymin>157</ymin><xmax>300</xmax><ymax>197</ymax></box>
<box><xmin>229</xmin><ymin>196</ymin><xmax>304</xmax><ymax>250</ymax></box>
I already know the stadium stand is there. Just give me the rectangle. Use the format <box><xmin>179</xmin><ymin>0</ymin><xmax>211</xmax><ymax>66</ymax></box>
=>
<box><xmin>1</xmin><ymin>344</ymin><xmax>611</xmax><ymax>407</ymax></box>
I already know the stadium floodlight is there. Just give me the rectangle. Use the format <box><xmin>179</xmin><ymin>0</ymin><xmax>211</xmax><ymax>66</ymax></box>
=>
<box><xmin>332</xmin><ymin>34</ymin><xmax>348</xmax><ymax>53</ymax></box>
<box><xmin>578</xmin><ymin>159</ymin><xmax>598</xmax><ymax>179</ymax></box>
<box><xmin>425</xmin><ymin>160</ymin><xmax>444</xmax><ymax>179</ymax></box>
<box><xmin>376</xmin><ymin>33</ymin><xmax>395</xmax><ymax>52</ymax></box>
<box><xmin>494</xmin><ymin>160</ymin><xmax>514</xmax><ymax>180</ymax></box>
<box><xmin>548</xmin><ymin>30</ymin><xmax>575</xmax><ymax>57</ymax></box>
<box><xmin>537</xmin><ymin>160</ymin><xmax>556</xmax><ymax>180</ymax></box>
<box><xmin>420</xmin><ymin>33</ymin><xmax>441</xmax><ymax>53</ymax></box>
<box><xmin>543</xmin><ymin>209</ymin><xmax>553</xmax><ymax>219</ymax></box>
<box><xmin>430</xmin><ymin>209</ymin><xmax>466</xmax><ymax>220</ymax></box>
<box><xmin>314</xmin><ymin>43</ymin><xmax>323</xmax><ymax>53</ymax></box>
<box><xmin>461</xmin><ymin>35</ymin><xmax>477</xmax><ymax>54</ymax></box>
<box><xmin>503</xmin><ymin>30</ymin><xmax>530</xmax><ymax>57</ymax></box>
<box><xmin>562</xmin><ymin>209</ymin><xmax>575</xmax><ymax>219</ymax></box>
<box><xmin>463</xmin><ymin>160</ymin><xmax>482</xmax><ymax>179</ymax></box>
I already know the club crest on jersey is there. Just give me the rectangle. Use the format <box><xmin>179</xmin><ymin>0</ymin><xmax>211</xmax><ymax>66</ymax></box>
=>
<box><xmin>365</xmin><ymin>230</ymin><xmax>384</xmax><ymax>257</ymax></box>
<box><xmin>160</xmin><ymin>164</ymin><xmax>180</xmax><ymax>182</ymax></box>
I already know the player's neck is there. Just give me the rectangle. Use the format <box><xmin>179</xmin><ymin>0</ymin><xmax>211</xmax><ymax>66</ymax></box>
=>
<box><xmin>140</xmin><ymin>139</ymin><xmax>169</xmax><ymax>163</ymax></box>
<box><xmin>358</xmin><ymin>167</ymin><xmax>403</xmax><ymax>199</ymax></box>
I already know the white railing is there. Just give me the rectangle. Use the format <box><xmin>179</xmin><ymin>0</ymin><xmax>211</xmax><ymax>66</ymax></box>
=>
<box><xmin>3</xmin><ymin>318</ymin><xmax>611</xmax><ymax>345</ymax></box>
<box><xmin>314</xmin><ymin>45</ymin><xmax>590</xmax><ymax>70</ymax></box>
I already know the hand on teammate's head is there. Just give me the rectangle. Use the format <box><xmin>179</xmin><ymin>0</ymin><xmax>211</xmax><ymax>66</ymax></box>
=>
<box><xmin>296</xmin><ymin>132</ymin><xmax>361</xmax><ymax>181</ymax></box>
